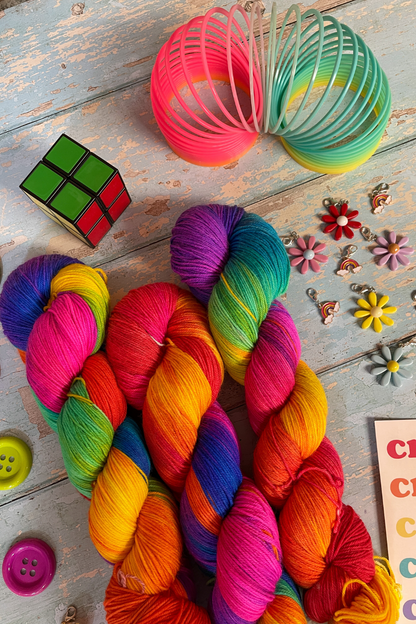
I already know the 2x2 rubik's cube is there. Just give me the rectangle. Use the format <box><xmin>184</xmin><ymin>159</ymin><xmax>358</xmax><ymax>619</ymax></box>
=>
<box><xmin>20</xmin><ymin>134</ymin><xmax>131</xmax><ymax>247</ymax></box>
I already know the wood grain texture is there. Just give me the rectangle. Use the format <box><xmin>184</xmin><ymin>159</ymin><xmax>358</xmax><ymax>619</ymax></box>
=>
<box><xmin>1</xmin><ymin>0</ymin><xmax>416</xmax><ymax>621</ymax></box>
<box><xmin>1</xmin><ymin>0</ymin><xmax>360</xmax><ymax>134</ymax></box>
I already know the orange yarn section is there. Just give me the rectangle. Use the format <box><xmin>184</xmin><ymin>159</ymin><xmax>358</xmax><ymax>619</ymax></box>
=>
<box><xmin>259</xmin><ymin>594</ymin><xmax>307</xmax><ymax>624</ymax></box>
<box><xmin>254</xmin><ymin>362</ymin><xmax>327</xmax><ymax>509</ymax></box>
<box><xmin>105</xmin><ymin>565</ymin><xmax>211</xmax><ymax>624</ymax></box>
<box><xmin>18</xmin><ymin>349</ymin><xmax>26</xmax><ymax>364</ymax></box>
<box><xmin>120</xmin><ymin>483</ymin><xmax>183</xmax><ymax>595</ymax></box>
<box><xmin>89</xmin><ymin>447</ymin><xmax>148</xmax><ymax>564</ymax></box>
<box><xmin>82</xmin><ymin>352</ymin><xmax>126</xmax><ymax>430</ymax></box>
<box><xmin>277</xmin><ymin>438</ymin><xmax>344</xmax><ymax>588</ymax></box>
<box><xmin>185</xmin><ymin>468</ymin><xmax>222</xmax><ymax>534</ymax></box>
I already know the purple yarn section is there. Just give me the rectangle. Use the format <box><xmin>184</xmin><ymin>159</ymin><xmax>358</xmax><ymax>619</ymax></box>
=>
<box><xmin>210</xmin><ymin>586</ymin><xmax>254</xmax><ymax>624</ymax></box>
<box><xmin>213</xmin><ymin>477</ymin><xmax>282</xmax><ymax>623</ymax></box>
<box><xmin>245</xmin><ymin>300</ymin><xmax>302</xmax><ymax>435</ymax></box>
<box><xmin>171</xmin><ymin>204</ymin><xmax>244</xmax><ymax>305</ymax></box>
<box><xmin>0</xmin><ymin>254</ymin><xmax>81</xmax><ymax>351</ymax></box>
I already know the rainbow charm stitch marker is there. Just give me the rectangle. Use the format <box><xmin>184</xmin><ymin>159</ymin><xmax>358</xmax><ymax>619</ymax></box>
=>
<box><xmin>371</xmin><ymin>183</ymin><xmax>392</xmax><ymax>214</ymax></box>
<box><xmin>307</xmin><ymin>288</ymin><xmax>340</xmax><ymax>325</ymax></box>
<box><xmin>336</xmin><ymin>245</ymin><xmax>362</xmax><ymax>276</ymax></box>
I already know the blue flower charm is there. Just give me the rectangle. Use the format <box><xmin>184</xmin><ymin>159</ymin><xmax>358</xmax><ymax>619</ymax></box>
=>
<box><xmin>371</xmin><ymin>345</ymin><xmax>413</xmax><ymax>387</ymax></box>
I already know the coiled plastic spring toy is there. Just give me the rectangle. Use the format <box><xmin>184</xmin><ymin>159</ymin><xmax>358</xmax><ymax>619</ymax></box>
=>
<box><xmin>151</xmin><ymin>3</ymin><xmax>391</xmax><ymax>173</ymax></box>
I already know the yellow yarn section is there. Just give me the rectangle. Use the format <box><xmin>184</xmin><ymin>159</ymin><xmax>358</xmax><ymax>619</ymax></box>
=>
<box><xmin>89</xmin><ymin>447</ymin><xmax>148</xmax><ymax>564</ymax></box>
<box><xmin>332</xmin><ymin>558</ymin><xmax>402</xmax><ymax>624</ymax></box>
<box><xmin>49</xmin><ymin>264</ymin><xmax>110</xmax><ymax>352</ymax></box>
<box><xmin>220</xmin><ymin>273</ymin><xmax>258</xmax><ymax>322</ymax></box>
<box><xmin>279</xmin><ymin>361</ymin><xmax>328</xmax><ymax>460</ymax></box>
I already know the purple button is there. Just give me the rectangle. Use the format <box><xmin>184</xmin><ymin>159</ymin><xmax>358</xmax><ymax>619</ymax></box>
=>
<box><xmin>2</xmin><ymin>538</ymin><xmax>56</xmax><ymax>596</ymax></box>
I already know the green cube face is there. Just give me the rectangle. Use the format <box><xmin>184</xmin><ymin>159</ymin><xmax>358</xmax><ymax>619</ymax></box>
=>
<box><xmin>21</xmin><ymin>163</ymin><xmax>64</xmax><ymax>202</ymax></box>
<box><xmin>44</xmin><ymin>135</ymin><xmax>87</xmax><ymax>174</ymax></box>
<box><xmin>50</xmin><ymin>181</ymin><xmax>93</xmax><ymax>221</ymax></box>
<box><xmin>73</xmin><ymin>154</ymin><xmax>114</xmax><ymax>193</ymax></box>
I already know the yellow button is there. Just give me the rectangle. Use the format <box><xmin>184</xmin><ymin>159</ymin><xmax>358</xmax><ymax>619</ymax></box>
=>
<box><xmin>0</xmin><ymin>437</ymin><xmax>32</xmax><ymax>490</ymax></box>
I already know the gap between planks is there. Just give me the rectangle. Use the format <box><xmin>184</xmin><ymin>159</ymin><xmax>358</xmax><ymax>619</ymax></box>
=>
<box><xmin>0</xmin><ymin>0</ymin><xmax>358</xmax><ymax>140</ymax></box>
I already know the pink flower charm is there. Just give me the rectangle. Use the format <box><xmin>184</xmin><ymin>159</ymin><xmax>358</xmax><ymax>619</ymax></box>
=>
<box><xmin>288</xmin><ymin>236</ymin><xmax>328</xmax><ymax>274</ymax></box>
<box><xmin>372</xmin><ymin>231</ymin><xmax>414</xmax><ymax>271</ymax></box>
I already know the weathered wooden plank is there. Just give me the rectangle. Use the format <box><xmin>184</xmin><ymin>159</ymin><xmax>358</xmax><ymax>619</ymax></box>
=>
<box><xmin>1</xmin><ymin>354</ymin><xmax>414</xmax><ymax>622</ymax></box>
<box><xmin>1</xmin><ymin>0</ymin><xmax>361</xmax><ymax>134</ymax></box>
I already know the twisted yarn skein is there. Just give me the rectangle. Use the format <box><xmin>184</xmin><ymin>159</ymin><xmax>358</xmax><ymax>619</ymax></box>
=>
<box><xmin>105</xmin><ymin>281</ymin><xmax>306</xmax><ymax>624</ymax></box>
<box><xmin>0</xmin><ymin>255</ymin><xmax>306</xmax><ymax>624</ymax></box>
<box><xmin>170</xmin><ymin>204</ymin><xmax>402</xmax><ymax>624</ymax></box>
<box><xmin>0</xmin><ymin>255</ymin><xmax>208</xmax><ymax>624</ymax></box>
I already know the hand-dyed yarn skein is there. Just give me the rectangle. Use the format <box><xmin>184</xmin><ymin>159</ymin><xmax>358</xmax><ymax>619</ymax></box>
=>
<box><xmin>170</xmin><ymin>204</ymin><xmax>402</xmax><ymax>624</ymax></box>
<box><xmin>104</xmin><ymin>282</ymin><xmax>306</xmax><ymax>624</ymax></box>
<box><xmin>0</xmin><ymin>257</ymin><xmax>306</xmax><ymax>624</ymax></box>
<box><xmin>0</xmin><ymin>256</ymin><xmax>209</xmax><ymax>624</ymax></box>
<box><xmin>151</xmin><ymin>2</ymin><xmax>391</xmax><ymax>173</ymax></box>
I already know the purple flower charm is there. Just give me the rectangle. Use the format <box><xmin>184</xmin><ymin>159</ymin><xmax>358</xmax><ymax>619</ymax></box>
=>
<box><xmin>288</xmin><ymin>236</ymin><xmax>328</xmax><ymax>274</ymax></box>
<box><xmin>372</xmin><ymin>231</ymin><xmax>414</xmax><ymax>271</ymax></box>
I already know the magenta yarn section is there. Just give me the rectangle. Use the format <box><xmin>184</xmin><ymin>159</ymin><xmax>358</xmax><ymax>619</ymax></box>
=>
<box><xmin>212</xmin><ymin>477</ymin><xmax>282</xmax><ymax>623</ymax></box>
<box><xmin>26</xmin><ymin>292</ymin><xmax>97</xmax><ymax>413</ymax></box>
<box><xmin>245</xmin><ymin>301</ymin><xmax>301</xmax><ymax>435</ymax></box>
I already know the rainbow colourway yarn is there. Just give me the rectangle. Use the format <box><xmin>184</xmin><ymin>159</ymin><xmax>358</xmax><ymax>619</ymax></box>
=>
<box><xmin>0</xmin><ymin>256</ymin><xmax>306</xmax><ymax>624</ymax></box>
<box><xmin>171</xmin><ymin>204</ymin><xmax>402</xmax><ymax>624</ymax></box>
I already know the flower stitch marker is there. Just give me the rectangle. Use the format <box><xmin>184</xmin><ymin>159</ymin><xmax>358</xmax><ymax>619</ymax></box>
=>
<box><xmin>286</xmin><ymin>234</ymin><xmax>328</xmax><ymax>274</ymax></box>
<box><xmin>352</xmin><ymin>284</ymin><xmax>397</xmax><ymax>333</ymax></box>
<box><xmin>371</xmin><ymin>345</ymin><xmax>413</xmax><ymax>387</ymax></box>
<box><xmin>372</xmin><ymin>231</ymin><xmax>414</xmax><ymax>271</ymax></box>
<box><xmin>321</xmin><ymin>199</ymin><xmax>361</xmax><ymax>241</ymax></box>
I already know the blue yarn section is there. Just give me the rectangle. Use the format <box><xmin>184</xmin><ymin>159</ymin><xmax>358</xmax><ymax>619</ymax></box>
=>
<box><xmin>193</xmin><ymin>403</ymin><xmax>242</xmax><ymax>517</ymax></box>
<box><xmin>228</xmin><ymin>212</ymin><xmax>290</xmax><ymax>306</ymax></box>
<box><xmin>112</xmin><ymin>416</ymin><xmax>151</xmax><ymax>479</ymax></box>
<box><xmin>180</xmin><ymin>402</ymin><xmax>242</xmax><ymax>575</ymax></box>
<box><xmin>0</xmin><ymin>254</ymin><xmax>81</xmax><ymax>351</ymax></box>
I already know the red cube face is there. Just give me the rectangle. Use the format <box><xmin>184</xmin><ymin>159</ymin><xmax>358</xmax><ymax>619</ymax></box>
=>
<box><xmin>76</xmin><ymin>201</ymin><xmax>103</xmax><ymax>234</ymax></box>
<box><xmin>87</xmin><ymin>215</ymin><xmax>111</xmax><ymax>246</ymax></box>
<box><xmin>108</xmin><ymin>191</ymin><xmax>130</xmax><ymax>221</ymax></box>
<box><xmin>100</xmin><ymin>173</ymin><xmax>124</xmax><ymax>208</ymax></box>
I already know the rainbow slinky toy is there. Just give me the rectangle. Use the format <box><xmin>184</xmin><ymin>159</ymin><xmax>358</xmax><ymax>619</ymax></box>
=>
<box><xmin>0</xmin><ymin>257</ymin><xmax>306</xmax><ymax>624</ymax></box>
<box><xmin>171</xmin><ymin>204</ymin><xmax>402</xmax><ymax>624</ymax></box>
<box><xmin>151</xmin><ymin>2</ymin><xmax>391</xmax><ymax>173</ymax></box>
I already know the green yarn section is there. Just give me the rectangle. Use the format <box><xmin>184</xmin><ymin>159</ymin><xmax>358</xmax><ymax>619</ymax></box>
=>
<box><xmin>57</xmin><ymin>378</ymin><xmax>114</xmax><ymax>498</ymax></box>
<box><xmin>208</xmin><ymin>212</ymin><xmax>290</xmax><ymax>383</ymax></box>
<box><xmin>33</xmin><ymin>392</ymin><xmax>59</xmax><ymax>433</ymax></box>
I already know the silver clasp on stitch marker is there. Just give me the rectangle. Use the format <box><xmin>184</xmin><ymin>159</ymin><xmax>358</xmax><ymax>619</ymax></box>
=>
<box><xmin>360</xmin><ymin>226</ymin><xmax>378</xmax><ymax>242</ymax></box>
<box><xmin>280</xmin><ymin>231</ymin><xmax>299</xmax><ymax>247</ymax></box>
<box><xmin>351</xmin><ymin>283</ymin><xmax>376</xmax><ymax>295</ymax></box>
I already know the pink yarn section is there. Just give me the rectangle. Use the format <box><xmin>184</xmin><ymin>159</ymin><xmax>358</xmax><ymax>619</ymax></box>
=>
<box><xmin>26</xmin><ymin>293</ymin><xmax>97</xmax><ymax>413</ymax></box>
<box><xmin>245</xmin><ymin>302</ymin><xmax>301</xmax><ymax>435</ymax></box>
<box><xmin>214</xmin><ymin>477</ymin><xmax>282</xmax><ymax>621</ymax></box>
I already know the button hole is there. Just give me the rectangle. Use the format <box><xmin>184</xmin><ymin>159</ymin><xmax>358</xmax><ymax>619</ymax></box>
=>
<box><xmin>20</xmin><ymin>568</ymin><xmax>26</xmax><ymax>575</ymax></box>
<box><xmin>0</xmin><ymin>454</ymin><xmax>5</xmax><ymax>461</ymax></box>
<box><xmin>9</xmin><ymin>456</ymin><xmax>15</xmax><ymax>462</ymax></box>
<box><xmin>22</xmin><ymin>558</ymin><xmax>28</xmax><ymax>564</ymax></box>
<box><xmin>32</xmin><ymin>560</ymin><xmax>37</xmax><ymax>566</ymax></box>
<box><xmin>29</xmin><ymin>570</ymin><xmax>36</xmax><ymax>577</ymax></box>
<box><xmin>6</xmin><ymin>466</ymin><xmax>12</xmax><ymax>472</ymax></box>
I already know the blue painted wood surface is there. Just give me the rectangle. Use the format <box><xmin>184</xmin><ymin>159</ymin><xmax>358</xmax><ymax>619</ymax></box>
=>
<box><xmin>1</xmin><ymin>0</ymin><xmax>416</xmax><ymax>621</ymax></box>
